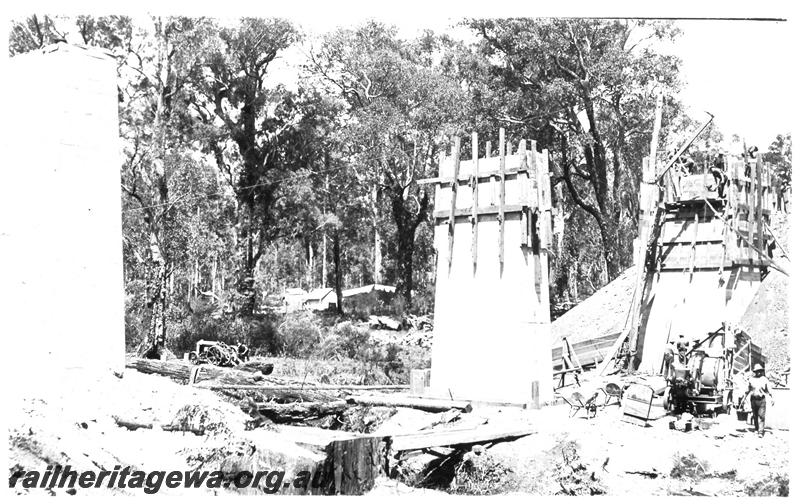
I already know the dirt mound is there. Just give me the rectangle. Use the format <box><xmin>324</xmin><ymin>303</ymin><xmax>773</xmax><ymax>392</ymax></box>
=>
<box><xmin>550</xmin><ymin>267</ymin><xmax>636</xmax><ymax>347</ymax></box>
<box><xmin>739</xmin><ymin>211</ymin><xmax>791</xmax><ymax>371</ymax></box>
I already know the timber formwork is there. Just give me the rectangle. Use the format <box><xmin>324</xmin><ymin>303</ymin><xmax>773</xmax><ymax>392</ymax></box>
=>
<box><xmin>626</xmin><ymin>154</ymin><xmax>773</xmax><ymax>374</ymax></box>
<box><xmin>424</xmin><ymin>130</ymin><xmax>554</xmax><ymax>406</ymax></box>
<box><xmin>553</xmin><ymin>154</ymin><xmax>775</xmax><ymax>384</ymax></box>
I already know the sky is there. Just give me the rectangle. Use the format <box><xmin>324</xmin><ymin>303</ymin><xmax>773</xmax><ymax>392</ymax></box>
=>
<box><xmin>664</xmin><ymin>20</ymin><xmax>792</xmax><ymax>149</ymax></box>
<box><xmin>3</xmin><ymin>1</ymin><xmax>795</xmax><ymax>150</ymax></box>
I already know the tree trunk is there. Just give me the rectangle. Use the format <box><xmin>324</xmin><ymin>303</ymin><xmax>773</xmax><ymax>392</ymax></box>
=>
<box><xmin>307</xmin><ymin>240</ymin><xmax>315</xmax><ymax>289</ymax></box>
<box><xmin>238</xmin><ymin>201</ymin><xmax>258</xmax><ymax>316</ymax></box>
<box><xmin>323</xmin><ymin>437</ymin><xmax>382</xmax><ymax>495</ymax></box>
<box><xmin>598</xmin><ymin>211</ymin><xmax>621</xmax><ymax>282</ymax></box>
<box><xmin>333</xmin><ymin>230</ymin><xmax>344</xmax><ymax>315</ymax></box>
<box><xmin>139</xmin><ymin>235</ymin><xmax>167</xmax><ymax>358</ymax></box>
<box><xmin>396</xmin><ymin>226</ymin><xmax>415</xmax><ymax>307</ymax></box>
<box><xmin>322</xmin><ymin>232</ymin><xmax>327</xmax><ymax>288</ymax></box>
<box><xmin>391</xmin><ymin>188</ymin><xmax>429</xmax><ymax>308</ymax></box>
<box><xmin>138</xmin><ymin>19</ymin><xmax>172</xmax><ymax>358</ymax></box>
<box><xmin>371</xmin><ymin>187</ymin><xmax>382</xmax><ymax>284</ymax></box>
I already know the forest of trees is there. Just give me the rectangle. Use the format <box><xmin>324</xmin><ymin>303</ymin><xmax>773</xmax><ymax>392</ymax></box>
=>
<box><xmin>8</xmin><ymin>15</ymin><xmax>792</xmax><ymax>353</ymax></box>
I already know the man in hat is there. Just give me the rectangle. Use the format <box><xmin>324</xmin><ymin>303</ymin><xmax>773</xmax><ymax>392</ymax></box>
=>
<box><xmin>747</xmin><ymin>363</ymin><xmax>773</xmax><ymax>437</ymax></box>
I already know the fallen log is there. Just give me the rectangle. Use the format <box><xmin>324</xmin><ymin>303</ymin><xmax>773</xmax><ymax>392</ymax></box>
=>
<box><xmin>255</xmin><ymin>401</ymin><xmax>349</xmax><ymax>424</ymax></box>
<box><xmin>126</xmin><ymin>357</ymin><xmax>258</xmax><ymax>384</ymax></box>
<box><xmin>390</xmin><ymin>424</ymin><xmax>534</xmax><ymax>452</ymax></box>
<box><xmin>213</xmin><ymin>387</ymin><xmax>338</xmax><ymax>404</ymax></box>
<box><xmin>202</xmin><ymin>384</ymin><xmax>408</xmax><ymax>391</ymax></box>
<box><xmin>126</xmin><ymin>357</ymin><xmax>335</xmax><ymax>402</ymax></box>
<box><xmin>346</xmin><ymin>395</ymin><xmax>472</xmax><ymax>413</ymax></box>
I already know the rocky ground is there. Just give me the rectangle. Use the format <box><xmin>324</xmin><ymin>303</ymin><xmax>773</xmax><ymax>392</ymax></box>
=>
<box><xmin>482</xmin><ymin>401</ymin><xmax>789</xmax><ymax>496</ymax></box>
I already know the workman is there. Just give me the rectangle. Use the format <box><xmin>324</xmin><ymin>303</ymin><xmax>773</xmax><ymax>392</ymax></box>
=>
<box><xmin>663</xmin><ymin>336</ymin><xmax>678</xmax><ymax>380</ymax></box>
<box><xmin>675</xmin><ymin>335</ymin><xmax>689</xmax><ymax>365</ymax></box>
<box><xmin>709</xmin><ymin>153</ymin><xmax>729</xmax><ymax>198</ymax></box>
<box><xmin>747</xmin><ymin>363</ymin><xmax>773</xmax><ymax>437</ymax></box>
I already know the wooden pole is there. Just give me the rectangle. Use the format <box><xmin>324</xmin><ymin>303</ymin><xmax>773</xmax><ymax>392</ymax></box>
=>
<box><xmin>748</xmin><ymin>158</ymin><xmax>756</xmax><ymax>264</ymax></box>
<box><xmin>498</xmin><ymin>129</ymin><xmax>506</xmax><ymax>273</ymax></box>
<box><xmin>647</xmin><ymin>87</ymin><xmax>664</xmax><ymax>184</ymax></box>
<box><xmin>755</xmin><ymin>153</ymin><xmax>764</xmax><ymax>259</ymax></box>
<box><xmin>447</xmin><ymin>136</ymin><xmax>461</xmax><ymax>273</ymax></box>
<box><xmin>655</xmin><ymin>112</ymin><xmax>714</xmax><ymax>182</ymax></box>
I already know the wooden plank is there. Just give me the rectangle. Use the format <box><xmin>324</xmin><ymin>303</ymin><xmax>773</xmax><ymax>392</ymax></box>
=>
<box><xmin>552</xmin><ymin>334</ymin><xmax>620</xmax><ymax>356</ymax></box>
<box><xmin>498</xmin><ymin>128</ymin><xmax>506</xmax><ymax>270</ymax></box>
<box><xmin>487</xmin><ymin>140</ymin><xmax>495</xmax><ymax>205</ymax></box>
<box><xmin>433</xmin><ymin>204</ymin><xmax>524</xmax><ymax>220</ymax></box>
<box><xmin>518</xmin><ymin>139</ymin><xmax>528</xmax><ymax>248</ymax></box>
<box><xmin>447</xmin><ymin>136</ymin><xmax>461</xmax><ymax>272</ymax></box>
<box><xmin>390</xmin><ymin>424</ymin><xmax>534</xmax><ymax>452</ymax></box>
<box><xmin>565</xmin><ymin>337</ymin><xmax>583</xmax><ymax>368</ymax></box>
<box><xmin>540</xmin><ymin>149</ymin><xmax>552</xmax><ymax>250</ymax></box>
<box><xmin>471</xmin><ymin>132</ymin><xmax>479</xmax><ymax>271</ymax></box>
<box><xmin>755</xmin><ymin>154</ymin><xmax>764</xmax><ymax>258</ymax></box>
<box><xmin>559</xmin><ymin>334</ymin><xmax>622</xmax><ymax>371</ymax></box>
<box><xmin>660</xmin><ymin>218</ymin><xmax>723</xmax><ymax>243</ymax></box>
<box><xmin>552</xmin><ymin>334</ymin><xmax>620</xmax><ymax>361</ymax></box>
<box><xmin>418</xmin><ymin>167</ymin><xmax>533</xmax><ymax>186</ymax></box>
<box><xmin>747</xmin><ymin>164</ymin><xmax>755</xmax><ymax>263</ymax></box>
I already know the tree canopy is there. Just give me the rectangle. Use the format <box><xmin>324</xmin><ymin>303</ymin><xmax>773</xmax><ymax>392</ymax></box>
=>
<box><xmin>8</xmin><ymin>15</ymin><xmax>789</xmax><ymax>352</ymax></box>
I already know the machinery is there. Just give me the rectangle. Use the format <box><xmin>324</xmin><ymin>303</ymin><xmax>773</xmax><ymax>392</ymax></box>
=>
<box><xmin>662</xmin><ymin>331</ymin><xmax>735</xmax><ymax>417</ymax></box>
<box><xmin>186</xmin><ymin>340</ymin><xmax>243</xmax><ymax>367</ymax></box>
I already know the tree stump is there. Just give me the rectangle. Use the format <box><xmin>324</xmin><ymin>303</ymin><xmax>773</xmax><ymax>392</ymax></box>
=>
<box><xmin>323</xmin><ymin>437</ymin><xmax>383</xmax><ymax>495</ymax></box>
